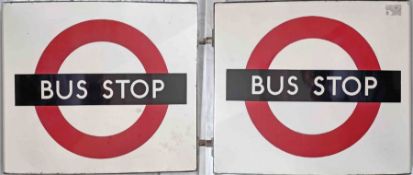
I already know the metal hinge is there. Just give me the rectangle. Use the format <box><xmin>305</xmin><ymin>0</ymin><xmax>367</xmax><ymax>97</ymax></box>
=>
<box><xmin>199</xmin><ymin>139</ymin><xmax>213</xmax><ymax>147</ymax></box>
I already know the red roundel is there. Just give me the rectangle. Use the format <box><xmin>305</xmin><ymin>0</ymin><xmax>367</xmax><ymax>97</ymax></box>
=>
<box><xmin>35</xmin><ymin>19</ymin><xmax>168</xmax><ymax>159</ymax></box>
<box><xmin>245</xmin><ymin>16</ymin><xmax>381</xmax><ymax>157</ymax></box>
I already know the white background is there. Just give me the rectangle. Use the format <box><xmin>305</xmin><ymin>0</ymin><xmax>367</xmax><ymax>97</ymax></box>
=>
<box><xmin>215</xmin><ymin>1</ymin><xmax>411</xmax><ymax>174</ymax></box>
<box><xmin>3</xmin><ymin>2</ymin><xmax>197</xmax><ymax>174</ymax></box>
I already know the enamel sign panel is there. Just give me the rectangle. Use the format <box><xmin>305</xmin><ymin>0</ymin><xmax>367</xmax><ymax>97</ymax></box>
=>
<box><xmin>3</xmin><ymin>2</ymin><xmax>197</xmax><ymax>174</ymax></box>
<box><xmin>214</xmin><ymin>1</ymin><xmax>411</xmax><ymax>174</ymax></box>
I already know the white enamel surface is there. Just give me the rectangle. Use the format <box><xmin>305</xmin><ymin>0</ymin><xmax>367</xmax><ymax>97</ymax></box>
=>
<box><xmin>214</xmin><ymin>1</ymin><xmax>411</xmax><ymax>174</ymax></box>
<box><xmin>3</xmin><ymin>2</ymin><xmax>197</xmax><ymax>173</ymax></box>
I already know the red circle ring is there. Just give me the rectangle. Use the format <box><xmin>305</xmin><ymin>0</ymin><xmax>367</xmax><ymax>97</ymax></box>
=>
<box><xmin>35</xmin><ymin>19</ymin><xmax>168</xmax><ymax>159</ymax></box>
<box><xmin>245</xmin><ymin>16</ymin><xmax>381</xmax><ymax>157</ymax></box>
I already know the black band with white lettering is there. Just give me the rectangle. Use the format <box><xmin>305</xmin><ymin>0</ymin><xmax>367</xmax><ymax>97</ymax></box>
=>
<box><xmin>226</xmin><ymin>69</ymin><xmax>400</xmax><ymax>102</ymax></box>
<box><xmin>15</xmin><ymin>74</ymin><xmax>186</xmax><ymax>106</ymax></box>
